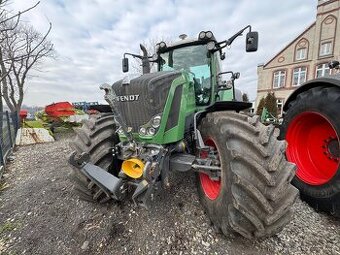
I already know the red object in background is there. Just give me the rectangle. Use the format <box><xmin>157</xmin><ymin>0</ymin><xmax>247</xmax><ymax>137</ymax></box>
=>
<box><xmin>86</xmin><ymin>109</ymin><xmax>99</xmax><ymax>115</ymax></box>
<box><xmin>19</xmin><ymin>109</ymin><xmax>28</xmax><ymax>120</ymax></box>
<box><xmin>45</xmin><ymin>102</ymin><xmax>75</xmax><ymax>117</ymax></box>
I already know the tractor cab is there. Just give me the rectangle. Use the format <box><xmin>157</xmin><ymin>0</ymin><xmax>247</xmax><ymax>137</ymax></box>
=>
<box><xmin>112</xmin><ymin>27</ymin><xmax>259</xmax><ymax>145</ymax></box>
<box><xmin>122</xmin><ymin>27</ymin><xmax>258</xmax><ymax>107</ymax></box>
<box><xmin>158</xmin><ymin>42</ymin><xmax>212</xmax><ymax>105</ymax></box>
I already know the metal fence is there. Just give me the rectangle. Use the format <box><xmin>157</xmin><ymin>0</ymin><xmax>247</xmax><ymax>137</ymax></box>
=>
<box><xmin>0</xmin><ymin>111</ymin><xmax>19</xmax><ymax>177</ymax></box>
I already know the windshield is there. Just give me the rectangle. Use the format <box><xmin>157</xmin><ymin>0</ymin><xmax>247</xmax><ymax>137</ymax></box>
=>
<box><xmin>159</xmin><ymin>44</ymin><xmax>211</xmax><ymax>105</ymax></box>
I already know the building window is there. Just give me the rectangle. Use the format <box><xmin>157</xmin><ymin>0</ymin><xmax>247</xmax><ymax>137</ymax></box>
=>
<box><xmin>316</xmin><ymin>63</ymin><xmax>330</xmax><ymax>77</ymax></box>
<box><xmin>273</xmin><ymin>70</ymin><xmax>286</xmax><ymax>88</ymax></box>
<box><xmin>292</xmin><ymin>67</ymin><xmax>307</xmax><ymax>86</ymax></box>
<box><xmin>277</xmin><ymin>99</ymin><xmax>284</xmax><ymax>117</ymax></box>
<box><xmin>319</xmin><ymin>42</ymin><xmax>332</xmax><ymax>56</ymax></box>
<box><xmin>296</xmin><ymin>48</ymin><xmax>307</xmax><ymax>60</ymax></box>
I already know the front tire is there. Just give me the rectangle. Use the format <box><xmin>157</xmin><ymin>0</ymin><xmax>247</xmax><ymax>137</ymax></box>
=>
<box><xmin>281</xmin><ymin>86</ymin><xmax>340</xmax><ymax>217</ymax></box>
<box><xmin>197</xmin><ymin>112</ymin><xmax>298</xmax><ymax>239</ymax></box>
<box><xmin>69</xmin><ymin>114</ymin><xmax>122</xmax><ymax>203</ymax></box>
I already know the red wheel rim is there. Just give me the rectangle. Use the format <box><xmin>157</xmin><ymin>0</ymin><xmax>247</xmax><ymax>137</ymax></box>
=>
<box><xmin>286</xmin><ymin>112</ymin><xmax>339</xmax><ymax>185</ymax></box>
<box><xmin>199</xmin><ymin>138</ymin><xmax>221</xmax><ymax>200</ymax></box>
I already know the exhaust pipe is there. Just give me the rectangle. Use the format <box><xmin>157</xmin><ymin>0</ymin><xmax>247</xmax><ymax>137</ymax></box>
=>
<box><xmin>140</xmin><ymin>44</ymin><xmax>151</xmax><ymax>74</ymax></box>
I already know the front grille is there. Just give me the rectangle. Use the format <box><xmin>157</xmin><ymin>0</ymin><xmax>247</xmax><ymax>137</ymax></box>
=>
<box><xmin>112</xmin><ymin>71</ymin><xmax>181</xmax><ymax>132</ymax></box>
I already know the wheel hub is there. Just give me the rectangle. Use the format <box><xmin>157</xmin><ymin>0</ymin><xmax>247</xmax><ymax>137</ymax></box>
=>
<box><xmin>199</xmin><ymin>138</ymin><xmax>221</xmax><ymax>200</ymax></box>
<box><xmin>324</xmin><ymin>138</ymin><xmax>340</xmax><ymax>161</ymax></box>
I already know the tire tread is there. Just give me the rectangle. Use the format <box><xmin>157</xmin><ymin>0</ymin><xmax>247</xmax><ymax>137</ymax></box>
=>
<box><xmin>69</xmin><ymin>113</ymin><xmax>119</xmax><ymax>203</ymax></box>
<box><xmin>198</xmin><ymin>111</ymin><xmax>298</xmax><ymax>239</ymax></box>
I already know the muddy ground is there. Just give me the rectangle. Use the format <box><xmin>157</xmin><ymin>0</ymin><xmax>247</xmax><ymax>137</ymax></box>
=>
<box><xmin>0</xmin><ymin>133</ymin><xmax>339</xmax><ymax>255</ymax></box>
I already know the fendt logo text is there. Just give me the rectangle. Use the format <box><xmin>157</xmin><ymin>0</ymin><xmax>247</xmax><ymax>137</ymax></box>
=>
<box><xmin>117</xmin><ymin>95</ymin><xmax>140</xmax><ymax>102</ymax></box>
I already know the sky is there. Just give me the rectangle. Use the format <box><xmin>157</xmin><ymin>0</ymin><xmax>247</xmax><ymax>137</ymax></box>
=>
<box><xmin>10</xmin><ymin>0</ymin><xmax>317</xmax><ymax>106</ymax></box>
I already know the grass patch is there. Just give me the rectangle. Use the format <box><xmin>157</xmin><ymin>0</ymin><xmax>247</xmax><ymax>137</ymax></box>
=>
<box><xmin>22</xmin><ymin>120</ymin><xmax>45</xmax><ymax>128</ymax></box>
<box><xmin>0</xmin><ymin>221</ymin><xmax>20</xmax><ymax>236</ymax></box>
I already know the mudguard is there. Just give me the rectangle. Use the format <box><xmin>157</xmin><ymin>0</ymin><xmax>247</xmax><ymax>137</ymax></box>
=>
<box><xmin>205</xmin><ymin>101</ymin><xmax>252</xmax><ymax>113</ymax></box>
<box><xmin>283</xmin><ymin>74</ymin><xmax>340</xmax><ymax>111</ymax></box>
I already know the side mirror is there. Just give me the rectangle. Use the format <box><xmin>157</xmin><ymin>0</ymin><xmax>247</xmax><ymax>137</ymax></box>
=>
<box><xmin>233</xmin><ymin>72</ymin><xmax>240</xmax><ymax>79</ymax></box>
<box><xmin>122</xmin><ymin>58</ymin><xmax>129</xmax><ymax>73</ymax></box>
<box><xmin>246</xmin><ymin>31</ymin><xmax>258</xmax><ymax>52</ymax></box>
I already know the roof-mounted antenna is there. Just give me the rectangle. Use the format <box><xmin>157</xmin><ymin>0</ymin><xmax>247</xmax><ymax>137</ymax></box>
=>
<box><xmin>179</xmin><ymin>34</ymin><xmax>187</xmax><ymax>40</ymax></box>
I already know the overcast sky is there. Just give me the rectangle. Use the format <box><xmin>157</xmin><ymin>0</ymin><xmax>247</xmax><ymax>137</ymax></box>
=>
<box><xmin>11</xmin><ymin>0</ymin><xmax>317</xmax><ymax>106</ymax></box>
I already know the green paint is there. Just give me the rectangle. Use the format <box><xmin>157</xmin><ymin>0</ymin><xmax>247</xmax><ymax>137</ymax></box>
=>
<box><xmin>119</xmin><ymin>40</ymin><xmax>234</xmax><ymax>145</ymax></box>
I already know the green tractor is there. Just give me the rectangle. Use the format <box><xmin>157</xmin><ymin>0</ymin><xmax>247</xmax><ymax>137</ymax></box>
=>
<box><xmin>69</xmin><ymin>26</ymin><xmax>298</xmax><ymax>239</ymax></box>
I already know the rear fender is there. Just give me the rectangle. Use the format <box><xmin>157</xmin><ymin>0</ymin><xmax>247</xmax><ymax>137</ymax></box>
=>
<box><xmin>284</xmin><ymin>75</ymin><xmax>340</xmax><ymax>111</ymax></box>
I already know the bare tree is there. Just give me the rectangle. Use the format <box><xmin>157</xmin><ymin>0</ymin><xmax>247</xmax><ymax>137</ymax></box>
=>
<box><xmin>0</xmin><ymin>0</ymin><xmax>41</xmax><ymax>113</ymax></box>
<box><xmin>0</xmin><ymin>23</ymin><xmax>53</xmax><ymax>112</ymax></box>
<box><xmin>0</xmin><ymin>0</ymin><xmax>39</xmax><ymax>37</ymax></box>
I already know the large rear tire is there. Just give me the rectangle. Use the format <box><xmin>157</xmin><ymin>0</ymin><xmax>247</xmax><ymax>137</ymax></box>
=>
<box><xmin>281</xmin><ymin>86</ymin><xmax>340</xmax><ymax>217</ymax></box>
<box><xmin>69</xmin><ymin>114</ymin><xmax>122</xmax><ymax>203</ymax></box>
<box><xmin>197</xmin><ymin>112</ymin><xmax>298</xmax><ymax>239</ymax></box>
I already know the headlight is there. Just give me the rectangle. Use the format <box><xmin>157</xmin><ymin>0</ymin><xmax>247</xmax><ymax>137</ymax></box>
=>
<box><xmin>117</xmin><ymin>128</ymin><xmax>124</xmax><ymax>135</ymax></box>
<box><xmin>206</xmin><ymin>31</ymin><xmax>213</xmax><ymax>39</ymax></box>
<box><xmin>198</xmin><ymin>31</ymin><xmax>214</xmax><ymax>41</ymax></box>
<box><xmin>199</xmin><ymin>31</ymin><xmax>206</xmax><ymax>39</ymax></box>
<box><xmin>207</xmin><ymin>41</ymin><xmax>215</xmax><ymax>51</ymax></box>
<box><xmin>139</xmin><ymin>113</ymin><xmax>162</xmax><ymax>136</ymax></box>
<box><xmin>147</xmin><ymin>127</ymin><xmax>156</xmax><ymax>136</ymax></box>
<box><xmin>152</xmin><ymin>115</ymin><xmax>161</xmax><ymax>128</ymax></box>
<box><xmin>139</xmin><ymin>127</ymin><xmax>146</xmax><ymax>136</ymax></box>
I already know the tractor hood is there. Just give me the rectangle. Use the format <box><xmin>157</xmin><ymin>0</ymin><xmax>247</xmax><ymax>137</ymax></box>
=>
<box><xmin>112</xmin><ymin>71</ymin><xmax>181</xmax><ymax>133</ymax></box>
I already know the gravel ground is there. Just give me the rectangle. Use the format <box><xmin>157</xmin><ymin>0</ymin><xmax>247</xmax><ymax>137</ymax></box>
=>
<box><xmin>0</xmin><ymin>132</ymin><xmax>339</xmax><ymax>255</ymax></box>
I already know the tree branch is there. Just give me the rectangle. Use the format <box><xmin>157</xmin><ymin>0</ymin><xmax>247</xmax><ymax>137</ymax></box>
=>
<box><xmin>0</xmin><ymin>1</ymin><xmax>40</xmax><ymax>25</ymax></box>
<box><xmin>0</xmin><ymin>10</ymin><xmax>53</xmax><ymax>112</ymax></box>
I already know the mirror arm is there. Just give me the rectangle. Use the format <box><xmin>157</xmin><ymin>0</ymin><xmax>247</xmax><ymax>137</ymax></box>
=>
<box><xmin>124</xmin><ymin>52</ymin><xmax>155</xmax><ymax>60</ymax></box>
<box><xmin>226</xmin><ymin>25</ymin><xmax>251</xmax><ymax>46</ymax></box>
<box><xmin>218</xmin><ymin>71</ymin><xmax>234</xmax><ymax>77</ymax></box>
<box><xmin>216</xmin><ymin>25</ymin><xmax>252</xmax><ymax>50</ymax></box>
<box><xmin>124</xmin><ymin>52</ymin><xmax>143</xmax><ymax>60</ymax></box>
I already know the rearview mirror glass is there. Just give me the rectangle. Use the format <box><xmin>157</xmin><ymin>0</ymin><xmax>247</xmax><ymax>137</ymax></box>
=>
<box><xmin>217</xmin><ymin>72</ymin><xmax>234</xmax><ymax>90</ymax></box>
<box><xmin>246</xmin><ymin>31</ymin><xmax>258</xmax><ymax>52</ymax></box>
<box><xmin>122</xmin><ymin>58</ymin><xmax>129</xmax><ymax>73</ymax></box>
